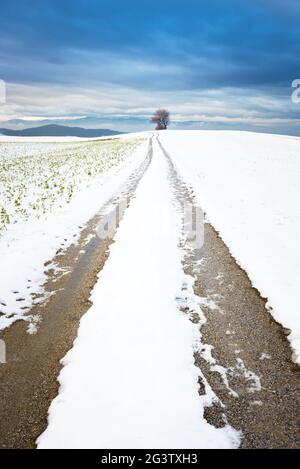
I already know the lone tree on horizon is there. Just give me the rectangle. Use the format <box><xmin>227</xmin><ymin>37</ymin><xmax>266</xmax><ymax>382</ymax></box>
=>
<box><xmin>151</xmin><ymin>109</ymin><xmax>170</xmax><ymax>130</ymax></box>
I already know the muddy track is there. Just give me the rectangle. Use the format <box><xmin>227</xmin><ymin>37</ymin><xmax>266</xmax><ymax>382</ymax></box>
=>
<box><xmin>0</xmin><ymin>139</ymin><xmax>153</xmax><ymax>449</ymax></box>
<box><xmin>158</xmin><ymin>137</ymin><xmax>299</xmax><ymax>449</ymax></box>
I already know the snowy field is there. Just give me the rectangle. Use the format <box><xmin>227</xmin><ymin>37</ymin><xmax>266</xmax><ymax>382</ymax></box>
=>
<box><xmin>159</xmin><ymin>130</ymin><xmax>300</xmax><ymax>363</ymax></box>
<box><xmin>0</xmin><ymin>136</ymin><xmax>146</xmax><ymax>330</ymax></box>
<box><xmin>1</xmin><ymin>129</ymin><xmax>298</xmax><ymax>449</ymax></box>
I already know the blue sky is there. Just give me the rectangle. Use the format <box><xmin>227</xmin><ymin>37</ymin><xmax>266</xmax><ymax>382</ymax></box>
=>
<box><xmin>1</xmin><ymin>0</ymin><xmax>300</xmax><ymax>133</ymax></box>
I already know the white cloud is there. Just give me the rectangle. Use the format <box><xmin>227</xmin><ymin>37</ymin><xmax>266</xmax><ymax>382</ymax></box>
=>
<box><xmin>0</xmin><ymin>80</ymin><xmax>298</xmax><ymax>132</ymax></box>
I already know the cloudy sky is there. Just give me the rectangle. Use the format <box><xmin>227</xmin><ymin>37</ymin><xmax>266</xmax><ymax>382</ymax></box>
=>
<box><xmin>1</xmin><ymin>0</ymin><xmax>300</xmax><ymax>133</ymax></box>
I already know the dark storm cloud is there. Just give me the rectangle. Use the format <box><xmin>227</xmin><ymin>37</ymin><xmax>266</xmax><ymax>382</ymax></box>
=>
<box><xmin>1</xmin><ymin>0</ymin><xmax>299</xmax><ymax>89</ymax></box>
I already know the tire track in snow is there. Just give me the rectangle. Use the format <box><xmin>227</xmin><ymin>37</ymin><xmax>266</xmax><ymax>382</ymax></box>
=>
<box><xmin>157</xmin><ymin>136</ymin><xmax>299</xmax><ymax>449</ymax></box>
<box><xmin>0</xmin><ymin>139</ymin><xmax>153</xmax><ymax>449</ymax></box>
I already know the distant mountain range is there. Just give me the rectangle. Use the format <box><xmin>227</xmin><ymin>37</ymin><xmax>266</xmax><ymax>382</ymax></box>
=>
<box><xmin>0</xmin><ymin>124</ymin><xmax>122</xmax><ymax>138</ymax></box>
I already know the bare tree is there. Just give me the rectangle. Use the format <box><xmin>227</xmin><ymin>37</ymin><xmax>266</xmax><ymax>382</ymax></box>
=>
<box><xmin>150</xmin><ymin>109</ymin><xmax>170</xmax><ymax>130</ymax></box>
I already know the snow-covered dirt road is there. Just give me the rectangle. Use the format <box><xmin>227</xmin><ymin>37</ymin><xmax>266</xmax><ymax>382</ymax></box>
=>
<box><xmin>0</xmin><ymin>134</ymin><xmax>298</xmax><ymax>449</ymax></box>
<box><xmin>37</xmin><ymin>137</ymin><xmax>239</xmax><ymax>449</ymax></box>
